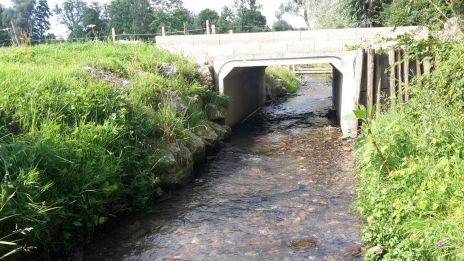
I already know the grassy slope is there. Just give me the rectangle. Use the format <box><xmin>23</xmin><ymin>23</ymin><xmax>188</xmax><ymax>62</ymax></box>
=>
<box><xmin>0</xmin><ymin>42</ymin><xmax>224</xmax><ymax>257</ymax></box>
<box><xmin>265</xmin><ymin>66</ymin><xmax>300</xmax><ymax>94</ymax></box>
<box><xmin>355</xmin><ymin>41</ymin><xmax>464</xmax><ymax>260</ymax></box>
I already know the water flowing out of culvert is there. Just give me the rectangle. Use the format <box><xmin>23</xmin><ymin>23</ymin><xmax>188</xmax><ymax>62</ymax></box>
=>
<box><xmin>81</xmin><ymin>74</ymin><xmax>363</xmax><ymax>261</ymax></box>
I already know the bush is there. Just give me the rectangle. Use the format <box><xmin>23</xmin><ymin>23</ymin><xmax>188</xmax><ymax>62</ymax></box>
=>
<box><xmin>355</xmin><ymin>40</ymin><xmax>464</xmax><ymax>260</ymax></box>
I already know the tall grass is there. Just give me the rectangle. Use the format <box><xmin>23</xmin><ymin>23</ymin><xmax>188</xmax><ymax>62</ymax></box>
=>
<box><xmin>356</xmin><ymin>40</ymin><xmax>464</xmax><ymax>260</ymax></box>
<box><xmin>265</xmin><ymin>66</ymin><xmax>300</xmax><ymax>94</ymax></box>
<box><xmin>0</xmin><ymin>42</ymin><xmax>225</xmax><ymax>257</ymax></box>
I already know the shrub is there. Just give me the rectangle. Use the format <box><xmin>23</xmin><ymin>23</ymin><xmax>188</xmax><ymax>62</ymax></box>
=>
<box><xmin>355</xmin><ymin>40</ymin><xmax>464</xmax><ymax>260</ymax></box>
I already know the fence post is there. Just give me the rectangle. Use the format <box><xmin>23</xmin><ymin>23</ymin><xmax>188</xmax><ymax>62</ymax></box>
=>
<box><xmin>162</xmin><ymin>26</ymin><xmax>166</xmax><ymax>36</ymax></box>
<box><xmin>375</xmin><ymin>54</ymin><xmax>383</xmax><ymax>118</ymax></box>
<box><xmin>388</xmin><ymin>49</ymin><xmax>396</xmax><ymax>108</ymax></box>
<box><xmin>367</xmin><ymin>48</ymin><xmax>375</xmax><ymax>117</ymax></box>
<box><xmin>229</xmin><ymin>30</ymin><xmax>233</xmax><ymax>34</ymax></box>
<box><xmin>404</xmin><ymin>53</ymin><xmax>410</xmax><ymax>101</ymax></box>
<box><xmin>112</xmin><ymin>27</ymin><xmax>116</xmax><ymax>42</ymax></box>
<box><xmin>423</xmin><ymin>57</ymin><xmax>432</xmax><ymax>74</ymax></box>
<box><xmin>206</xmin><ymin>20</ymin><xmax>210</xmax><ymax>35</ymax></box>
<box><xmin>211</xmin><ymin>24</ymin><xmax>216</xmax><ymax>34</ymax></box>
<box><xmin>396</xmin><ymin>50</ymin><xmax>403</xmax><ymax>102</ymax></box>
<box><xmin>183</xmin><ymin>23</ymin><xmax>187</xmax><ymax>35</ymax></box>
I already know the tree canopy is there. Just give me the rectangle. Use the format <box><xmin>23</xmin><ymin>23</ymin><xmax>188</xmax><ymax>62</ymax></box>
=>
<box><xmin>109</xmin><ymin>0</ymin><xmax>153</xmax><ymax>35</ymax></box>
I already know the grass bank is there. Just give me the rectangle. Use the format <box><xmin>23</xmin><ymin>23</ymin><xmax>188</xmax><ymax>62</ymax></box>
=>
<box><xmin>265</xmin><ymin>66</ymin><xmax>300</xmax><ymax>94</ymax></box>
<box><xmin>355</xmin><ymin>38</ymin><xmax>464</xmax><ymax>260</ymax></box>
<box><xmin>0</xmin><ymin>41</ymin><xmax>228</xmax><ymax>258</ymax></box>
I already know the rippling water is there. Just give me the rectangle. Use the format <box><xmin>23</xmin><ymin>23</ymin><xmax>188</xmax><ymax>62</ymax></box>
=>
<box><xmin>81</xmin><ymin>74</ymin><xmax>362</xmax><ymax>261</ymax></box>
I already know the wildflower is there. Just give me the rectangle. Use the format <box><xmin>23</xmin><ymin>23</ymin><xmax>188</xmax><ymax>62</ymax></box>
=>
<box><xmin>436</xmin><ymin>241</ymin><xmax>445</xmax><ymax>249</ymax></box>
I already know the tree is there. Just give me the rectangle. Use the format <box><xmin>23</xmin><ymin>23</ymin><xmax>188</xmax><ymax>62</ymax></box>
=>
<box><xmin>169</xmin><ymin>8</ymin><xmax>195</xmax><ymax>32</ymax></box>
<box><xmin>0</xmin><ymin>5</ymin><xmax>11</xmax><ymax>46</ymax></box>
<box><xmin>272</xmin><ymin>20</ymin><xmax>294</xmax><ymax>31</ymax></box>
<box><xmin>196</xmin><ymin>9</ymin><xmax>219</xmax><ymax>30</ymax></box>
<box><xmin>382</xmin><ymin>0</ymin><xmax>463</xmax><ymax>28</ymax></box>
<box><xmin>109</xmin><ymin>0</ymin><xmax>153</xmax><ymax>35</ymax></box>
<box><xmin>151</xmin><ymin>0</ymin><xmax>183</xmax><ymax>14</ymax></box>
<box><xmin>82</xmin><ymin>2</ymin><xmax>108</xmax><ymax>38</ymax></box>
<box><xmin>149</xmin><ymin>0</ymin><xmax>195</xmax><ymax>34</ymax></box>
<box><xmin>30</xmin><ymin>0</ymin><xmax>50</xmax><ymax>40</ymax></box>
<box><xmin>217</xmin><ymin>6</ymin><xmax>235</xmax><ymax>33</ymax></box>
<box><xmin>232</xmin><ymin>0</ymin><xmax>268</xmax><ymax>32</ymax></box>
<box><xmin>2</xmin><ymin>0</ymin><xmax>35</xmax><ymax>33</ymax></box>
<box><xmin>341</xmin><ymin>0</ymin><xmax>388</xmax><ymax>27</ymax></box>
<box><xmin>54</xmin><ymin>0</ymin><xmax>87</xmax><ymax>38</ymax></box>
<box><xmin>234</xmin><ymin>9</ymin><xmax>267</xmax><ymax>32</ymax></box>
<box><xmin>277</xmin><ymin>0</ymin><xmax>352</xmax><ymax>29</ymax></box>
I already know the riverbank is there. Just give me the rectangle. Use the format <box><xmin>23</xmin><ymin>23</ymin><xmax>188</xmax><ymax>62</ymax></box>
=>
<box><xmin>81</xmin><ymin>74</ymin><xmax>362</xmax><ymax>260</ymax></box>
<box><xmin>0</xmin><ymin>42</ymin><xmax>232</xmax><ymax>258</ymax></box>
<box><xmin>0</xmin><ymin>42</ymin><xmax>302</xmax><ymax>258</ymax></box>
<box><xmin>354</xmin><ymin>37</ymin><xmax>464</xmax><ymax>260</ymax></box>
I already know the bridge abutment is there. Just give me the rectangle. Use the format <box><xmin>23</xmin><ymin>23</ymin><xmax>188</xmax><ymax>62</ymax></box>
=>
<box><xmin>223</xmin><ymin>67</ymin><xmax>267</xmax><ymax>126</ymax></box>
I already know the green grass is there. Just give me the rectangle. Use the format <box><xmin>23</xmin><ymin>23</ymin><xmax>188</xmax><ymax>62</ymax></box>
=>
<box><xmin>265</xmin><ymin>66</ymin><xmax>300</xmax><ymax>94</ymax></box>
<box><xmin>355</xmin><ymin>40</ymin><xmax>464</xmax><ymax>260</ymax></box>
<box><xmin>0</xmin><ymin>41</ymin><xmax>225</xmax><ymax>257</ymax></box>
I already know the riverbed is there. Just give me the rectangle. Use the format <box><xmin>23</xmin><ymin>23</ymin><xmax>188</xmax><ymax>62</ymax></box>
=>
<box><xmin>81</xmin><ymin>74</ymin><xmax>362</xmax><ymax>260</ymax></box>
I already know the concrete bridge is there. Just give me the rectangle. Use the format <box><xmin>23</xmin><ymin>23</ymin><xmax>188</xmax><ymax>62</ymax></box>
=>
<box><xmin>156</xmin><ymin>27</ymin><xmax>420</xmax><ymax>135</ymax></box>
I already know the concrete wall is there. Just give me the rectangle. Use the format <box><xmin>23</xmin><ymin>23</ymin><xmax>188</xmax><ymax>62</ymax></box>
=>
<box><xmin>156</xmin><ymin>26</ymin><xmax>420</xmax><ymax>64</ymax></box>
<box><xmin>223</xmin><ymin>67</ymin><xmax>266</xmax><ymax>126</ymax></box>
<box><xmin>332</xmin><ymin>66</ymin><xmax>343</xmax><ymax>118</ymax></box>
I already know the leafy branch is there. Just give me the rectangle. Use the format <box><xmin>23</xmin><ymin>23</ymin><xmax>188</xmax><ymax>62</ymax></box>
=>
<box><xmin>352</xmin><ymin>105</ymin><xmax>392</xmax><ymax>175</ymax></box>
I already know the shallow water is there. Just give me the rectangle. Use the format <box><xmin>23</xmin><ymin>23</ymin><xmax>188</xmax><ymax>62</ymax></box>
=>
<box><xmin>81</xmin><ymin>75</ymin><xmax>362</xmax><ymax>261</ymax></box>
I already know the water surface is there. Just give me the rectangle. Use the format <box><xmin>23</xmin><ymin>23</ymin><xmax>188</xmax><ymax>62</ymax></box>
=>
<box><xmin>82</xmin><ymin>74</ymin><xmax>362</xmax><ymax>261</ymax></box>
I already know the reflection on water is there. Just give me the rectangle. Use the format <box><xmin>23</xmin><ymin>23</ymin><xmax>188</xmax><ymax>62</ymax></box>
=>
<box><xmin>82</xmin><ymin>74</ymin><xmax>362</xmax><ymax>261</ymax></box>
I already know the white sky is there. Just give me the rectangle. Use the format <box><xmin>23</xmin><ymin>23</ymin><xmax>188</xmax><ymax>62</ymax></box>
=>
<box><xmin>2</xmin><ymin>0</ymin><xmax>306</xmax><ymax>38</ymax></box>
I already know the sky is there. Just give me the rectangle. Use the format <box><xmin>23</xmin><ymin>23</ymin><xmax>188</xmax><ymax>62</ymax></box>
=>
<box><xmin>2</xmin><ymin>0</ymin><xmax>306</xmax><ymax>38</ymax></box>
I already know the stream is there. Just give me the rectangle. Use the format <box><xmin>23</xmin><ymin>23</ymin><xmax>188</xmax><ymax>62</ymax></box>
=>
<box><xmin>81</xmin><ymin>74</ymin><xmax>362</xmax><ymax>261</ymax></box>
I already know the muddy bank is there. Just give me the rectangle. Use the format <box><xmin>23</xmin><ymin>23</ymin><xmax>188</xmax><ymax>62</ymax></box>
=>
<box><xmin>80</xmin><ymin>74</ymin><xmax>362</xmax><ymax>260</ymax></box>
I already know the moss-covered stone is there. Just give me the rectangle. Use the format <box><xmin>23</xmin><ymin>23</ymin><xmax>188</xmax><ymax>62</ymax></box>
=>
<box><xmin>155</xmin><ymin>142</ymin><xmax>194</xmax><ymax>186</ymax></box>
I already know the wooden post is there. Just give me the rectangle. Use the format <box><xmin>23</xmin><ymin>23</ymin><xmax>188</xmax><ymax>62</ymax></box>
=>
<box><xmin>206</xmin><ymin>20</ymin><xmax>210</xmax><ymax>35</ymax></box>
<box><xmin>211</xmin><ymin>24</ymin><xmax>216</xmax><ymax>34</ymax></box>
<box><xmin>367</xmin><ymin>48</ymin><xmax>375</xmax><ymax>117</ymax></box>
<box><xmin>404</xmin><ymin>55</ymin><xmax>410</xmax><ymax>101</ymax></box>
<box><xmin>416</xmin><ymin>59</ymin><xmax>422</xmax><ymax>77</ymax></box>
<box><xmin>388</xmin><ymin>49</ymin><xmax>396</xmax><ymax>107</ymax></box>
<box><xmin>424</xmin><ymin>57</ymin><xmax>432</xmax><ymax>74</ymax></box>
<box><xmin>111</xmin><ymin>27</ymin><xmax>116</xmax><ymax>42</ymax></box>
<box><xmin>354</xmin><ymin>49</ymin><xmax>365</xmax><ymax>108</ymax></box>
<box><xmin>396</xmin><ymin>50</ymin><xmax>403</xmax><ymax>102</ymax></box>
<box><xmin>375</xmin><ymin>55</ymin><xmax>383</xmax><ymax>118</ymax></box>
<box><xmin>162</xmin><ymin>26</ymin><xmax>166</xmax><ymax>36</ymax></box>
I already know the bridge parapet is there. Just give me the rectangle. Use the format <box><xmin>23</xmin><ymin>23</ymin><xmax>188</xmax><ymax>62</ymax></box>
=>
<box><xmin>156</xmin><ymin>26</ymin><xmax>420</xmax><ymax>63</ymax></box>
